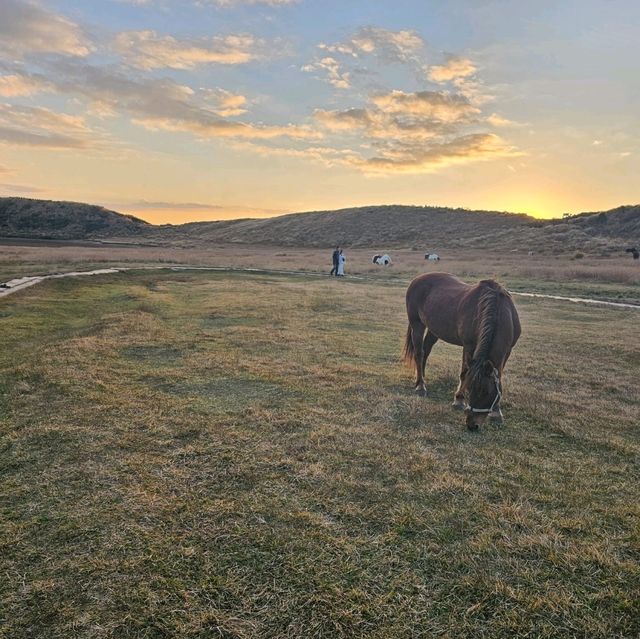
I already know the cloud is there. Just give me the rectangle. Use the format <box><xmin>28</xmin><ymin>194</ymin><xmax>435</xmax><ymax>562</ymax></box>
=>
<box><xmin>314</xmin><ymin>108</ymin><xmax>371</xmax><ymax>131</ymax></box>
<box><xmin>314</xmin><ymin>90</ymin><xmax>480</xmax><ymax>143</ymax></box>
<box><xmin>114</xmin><ymin>30</ymin><xmax>265</xmax><ymax>69</ymax></box>
<box><xmin>427</xmin><ymin>56</ymin><xmax>477</xmax><ymax>83</ymax></box>
<box><xmin>425</xmin><ymin>54</ymin><xmax>494</xmax><ymax>106</ymax></box>
<box><xmin>122</xmin><ymin>199</ymin><xmax>287</xmax><ymax>223</ymax></box>
<box><xmin>315</xmin><ymin>107</ymin><xmax>446</xmax><ymax>142</ymax></box>
<box><xmin>0</xmin><ymin>73</ymin><xmax>52</xmax><ymax>97</ymax></box>
<box><xmin>487</xmin><ymin>113</ymin><xmax>515</xmax><ymax>127</ymax></box>
<box><xmin>0</xmin><ymin>182</ymin><xmax>45</xmax><ymax>194</ymax></box>
<box><xmin>0</xmin><ymin>0</ymin><xmax>92</xmax><ymax>58</ymax></box>
<box><xmin>302</xmin><ymin>57</ymin><xmax>350</xmax><ymax>89</ymax></box>
<box><xmin>307</xmin><ymin>26</ymin><xmax>425</xmax><ymax>88</ymax></box>
<box><xmin>347</xmin><ymin>133</ymin><xmax>518</xmax><ymax>174</ymax></box>
<box><xmin>0</xmin><ymin>102</ymin><xmax>93</xmax><ymax>149</ymax></box>
<box><xmin>46</xmin><ymin>60</ymin><xmax>319</xmax><ymax>141</ymax></box>
<box><xmin>134</xmin><ymin>115</ymin><xmax>317</xmax><ymax>139</ymax></box>
<box><xmin>309</xmin><ymin>87</ymin><xmax>518</xmax><ymax>174</ymax></box>
<box><xmin>201</xmin><ymin>88</ymin><xmax>248</xmax><ymax>116</ymax></box>
<box><xmin>371</xmin><ymin>90</ymin><xmax>480</xmax><ymax>122</ymax></box>
<box><xmin>320</xmin><ymin>26</ymin><xmax>424</xmax><ymax>63</ymax></box>
<box><xmin>229</xmin><ymin>140</ymin><xmax>359</xmax><ymax>168</ymax></box>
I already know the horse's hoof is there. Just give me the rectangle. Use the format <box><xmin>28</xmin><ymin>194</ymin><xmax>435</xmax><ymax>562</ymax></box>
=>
<box><xmin>452</xmin><ymin>401</ymin><xmax>465</xmax><ymax>411</ymax></box>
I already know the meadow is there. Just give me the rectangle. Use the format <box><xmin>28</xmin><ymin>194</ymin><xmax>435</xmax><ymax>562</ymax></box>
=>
<box><xmin>1</xmin><ymin>267</ymin><xmax>638</xmax><ymax>638</ymax></box>
<box><xmin>1</xmin><ymin>241</ymin><xmax>639</xmax><ymax>304</ymax></box>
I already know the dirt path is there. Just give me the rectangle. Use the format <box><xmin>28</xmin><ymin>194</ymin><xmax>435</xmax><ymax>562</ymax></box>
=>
<box><xmin>1</xmin><ymin>266</ymin><xmax>639</xmax><ymax>310</ymax></box>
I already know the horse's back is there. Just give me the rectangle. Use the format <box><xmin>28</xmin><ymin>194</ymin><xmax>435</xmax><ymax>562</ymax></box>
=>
<box><xmin>406</xmin><ymin>272</ymin><xmax>468</xmax><ymax>297</ymax></box>
<box><xmin>406</xmin><ymin>273</ymin><xmax>472</xmax><ymax>344</ymax></box>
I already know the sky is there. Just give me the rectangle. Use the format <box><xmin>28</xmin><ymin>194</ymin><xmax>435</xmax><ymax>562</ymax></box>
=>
<box><xmin>0</xmin><ymin>0</ymin><xmax>638</xmax><ymax>223</ymax></box>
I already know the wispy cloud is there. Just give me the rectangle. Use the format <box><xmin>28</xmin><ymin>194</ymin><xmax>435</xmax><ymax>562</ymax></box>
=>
<box><xmin>347</xmin><ymin>133</ymin><xmax>518</xmax><ymax>174</ymax></box>
<box><xmin>302</xmin><ymin>57</ymin><xmax>351</xmax><ymax>89</ymax></box>
<box><xmin>0</xmin><ymin>73</ymin><xmax>52</xmax><ymax>97</ymax></box>
<box><xmin>320</xmin><ymin>26</ymin><xmax>424</xmax><ymax>63</ymax></box>
<box><xmin>306</xmin><ymin>26</ymin><xmax>425</xmax><ymax>88</ymax></box>
<box><xmin>45</xmin><ymin>60</ymin><xmax>319</xmax><ymax>140</ymax></box>
<box><xmin>487</xmin><ymin>113</ymin><xmax>516</xmax><ymax>127</ymax></box>
<box><xmin>122</xmin><ymin>199</ymin><xmax>287</xmax><ymax>223</ymax></box>
<box><xmin>201</xmin><ymin>88</ymin><xmax>248</xmax><ymax>116</ymax></box>
<box><xmin>0</xmin><ymin>181</ymin><xmax>45</xmax><ymax>194</ymax></box>
<box><xmin>0</xmin><ymin>103</ymin><xmax>95</xmax><ymax>149</ymax></box>
<box><xmin>114</xmin><ymin>30</ymin><xmax>267</xmax><ymax>69</ymax></box>
<box><xmin>0</xmin><ymin>0</ymin><xmax>92</xmax><ymax>58</ymax></box>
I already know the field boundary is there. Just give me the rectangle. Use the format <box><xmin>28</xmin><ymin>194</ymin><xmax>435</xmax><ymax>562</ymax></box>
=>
<box><xmin>1</xmin><ymin>265</ymin><xmax>639</xmax><ymax>310</ymax></box>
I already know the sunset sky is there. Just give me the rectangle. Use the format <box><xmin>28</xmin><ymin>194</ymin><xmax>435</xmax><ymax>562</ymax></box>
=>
<box><xmin>0</xmin><ymin>0</ymin><xmax>638</xmax><ymax>223</ymax></box>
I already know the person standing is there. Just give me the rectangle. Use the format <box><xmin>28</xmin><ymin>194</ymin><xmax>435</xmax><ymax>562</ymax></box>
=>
<box><xmin>337</xmin><ymin>249</ymin><xmax>346</xmax><ymax>276</ymax></box>
<box><xmin>330</xmin><ymin>246</ymin><xmax>340</xmax><ymax>276</ymax></box>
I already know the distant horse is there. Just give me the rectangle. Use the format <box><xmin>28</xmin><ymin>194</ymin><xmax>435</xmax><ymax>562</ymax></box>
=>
<box><xmin>373</xmin><ymin>254</ymin><xmax>392</xmax><ymax>265</ymax></box>
<box><xmin>425</xmin><ymin>253</ymin><xmax>440</xmax><ymax>261</ymax></box>
<box><xmin>626</xmin><ymin>247</ymin><xmax>639</xmax><ymax>260</ymax></box>
<box><xmin>404</xmin><ymin>273</ymin><xmax>521</xmax><ymax>430</ymax></box>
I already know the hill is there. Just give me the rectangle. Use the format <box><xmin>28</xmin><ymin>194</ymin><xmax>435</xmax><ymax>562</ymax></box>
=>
<box><xmin>0</xmin><ymin>197</ymin><xmax>149</xmax><ymax>239</ymax></box>
<box><xmin>170</xmin><ymin>205</ymin><xmax>534</xmax><ymax>248</ymax></box>
<box><xmin>0</xmin><ymin>197</ymin><xmax>638</xmax><ymax>253</ymax></box>
<box><xmin>151</xmin><ymin>203</ymin><xmax>640</xmax><ymax>253</ymax></box>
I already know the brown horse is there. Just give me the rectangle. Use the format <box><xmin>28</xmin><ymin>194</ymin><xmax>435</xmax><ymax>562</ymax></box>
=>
<box><xmin>404</xmin><ymin>272</ymin><xmax>521</xmax><ymax>430</ymax></box>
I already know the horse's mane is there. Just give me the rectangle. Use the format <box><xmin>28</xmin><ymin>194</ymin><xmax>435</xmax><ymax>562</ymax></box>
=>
<box><xmin>467</xmin><ymin>280</ymin><xmax>508</xmax><ymax>391</ymax></box>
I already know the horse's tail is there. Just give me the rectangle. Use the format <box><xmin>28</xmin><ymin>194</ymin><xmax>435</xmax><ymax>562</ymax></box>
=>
<box><xmin>403</xmin><ymin>323</ymin><xmax>416</xmax><ymax>366</ymax></box>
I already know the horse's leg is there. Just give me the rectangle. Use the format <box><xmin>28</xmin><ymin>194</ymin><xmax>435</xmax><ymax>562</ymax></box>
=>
<box><xmin>490</xmin><ymin>356</ymin><xmax>510</xmax><ymax>424</ymax></box>
<box><xmin>420</xmin><ymin>330</ymin><xmax>439</xmax><ymax>392</ymax></box>
<box><xmin>452</xmin><ymin>345</ymin><xmax>472</xmax><ymax>410</ymax></box>
<box><xmin>410</xmin><ymin>321</ymin><xmax>427</xmax><ymax>395</ymax></box>
<box><xmin>489</xmin><ymin>376</ymin><xmax>504</xmax><ymax>423</ymax></box>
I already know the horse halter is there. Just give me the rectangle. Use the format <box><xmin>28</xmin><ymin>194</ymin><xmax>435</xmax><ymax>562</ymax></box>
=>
<box><xmin>466</xmin><ymin>367</ymin><xmax>502</xmax><ymax>414</ymax></box>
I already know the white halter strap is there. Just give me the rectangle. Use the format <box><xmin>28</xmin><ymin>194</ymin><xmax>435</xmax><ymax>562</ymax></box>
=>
<box><xmin>466</xmin><ymin>367</ymin><xmax>502</xmax><ymax>414</ymax></box>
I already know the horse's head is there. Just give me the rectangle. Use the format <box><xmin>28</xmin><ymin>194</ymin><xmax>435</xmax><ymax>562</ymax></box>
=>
<box><xmin>465</xmin><ymin>361</ymin><xmax>501</xmax><ymax>431</ymax></box>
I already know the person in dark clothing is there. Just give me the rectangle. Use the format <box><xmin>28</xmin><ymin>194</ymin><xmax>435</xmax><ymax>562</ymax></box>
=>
<box><xmin>330</xmin><ymin>246</ymin><xmax>340</xmax><ymax>275</ymax></box>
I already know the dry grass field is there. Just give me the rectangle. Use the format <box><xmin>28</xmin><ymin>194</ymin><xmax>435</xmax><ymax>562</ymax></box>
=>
<box><xmin>1</xmin><ymin>268</ymin><xmax>639</xmax><ymax>638</ymax></box>
<box><xmin>1</xmin><ymin>242</ymin><xmax>639</xmax><ymax>304</ymax></box>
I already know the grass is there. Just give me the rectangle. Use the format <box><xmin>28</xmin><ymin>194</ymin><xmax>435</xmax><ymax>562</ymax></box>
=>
<box><xmin>1</xmin><ymin>270</ymin><xmax>639</xmax><ymax>638</ymax></box>
<box><xmin>1</xmin><ymin>242</ymin><xmax>639</xmax><ymax>304</ymax></box>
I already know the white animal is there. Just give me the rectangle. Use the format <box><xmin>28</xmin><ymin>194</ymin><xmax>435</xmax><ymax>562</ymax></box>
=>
<box><xmin>425</xmin><ymin>253</ymin><xmax>440</xmax><ymax>261</ymax></box>
<box><xmin>372</xmin><ymin>254</ymin><xmax>392</xmax><ymax>266</ymax></box>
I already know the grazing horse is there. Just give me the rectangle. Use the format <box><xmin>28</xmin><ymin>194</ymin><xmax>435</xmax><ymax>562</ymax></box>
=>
<box><xmin>403</xmin><ymin>273</ymin><xmax>521</xmax><ymax>430</ymax></box>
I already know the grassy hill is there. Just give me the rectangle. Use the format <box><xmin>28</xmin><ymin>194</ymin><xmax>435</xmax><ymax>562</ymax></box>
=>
<box><xmin>1</xmin><ymin>197</ymin><xmax>638</xmax><ymax>253</ymax></box>
<box><xmin>0</xmin><ymin>197</ymin><xmax>150</xmax><ymax>239</ymax></box>
<box><xmin>172</xmin><ymin>206</ymin><xmax>533</xmax><ymax>248</ymax></box>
